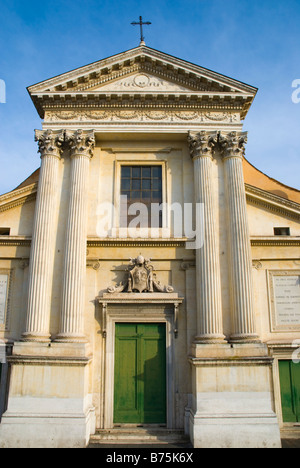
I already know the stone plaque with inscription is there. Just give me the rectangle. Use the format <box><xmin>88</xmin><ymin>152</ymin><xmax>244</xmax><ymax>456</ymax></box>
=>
<box><xmin>269</xmin><ymin>271</ymin><xmax>300</xmax><ymax>330</ymax></box>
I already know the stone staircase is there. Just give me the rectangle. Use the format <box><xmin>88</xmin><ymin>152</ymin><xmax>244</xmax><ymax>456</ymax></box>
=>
<box><xmin>88</xmin><ymin>428</ymin><xmax>191</xmax><ymax>448</ymax></box>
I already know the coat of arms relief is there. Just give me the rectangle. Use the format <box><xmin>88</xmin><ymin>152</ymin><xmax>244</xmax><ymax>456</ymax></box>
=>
<box><xmin>107</xmin><ymin>255</ymin><xmax>174</xmax><ymax>294</ymax></box>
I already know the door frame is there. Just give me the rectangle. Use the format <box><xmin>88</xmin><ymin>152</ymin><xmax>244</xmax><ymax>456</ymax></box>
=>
<box><xmin>100</xmin><ymin>299</ymin><xmax>179</xmax><ymax>429</ymax></box>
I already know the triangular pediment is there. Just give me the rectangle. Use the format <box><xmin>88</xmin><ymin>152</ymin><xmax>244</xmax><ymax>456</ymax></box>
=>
<box><xmin>29</xmin><ymin>45</ymin><xmax>257</xmax><ymax>94</ymax></box>
<box><xmin>28</xmin><ymin>45</ymin><xmax>258</xmax><ymax>119</ymax></box>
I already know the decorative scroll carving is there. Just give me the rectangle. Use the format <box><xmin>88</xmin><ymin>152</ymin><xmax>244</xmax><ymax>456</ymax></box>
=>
<box><xmin>107</xmin><ymin>255</ymin><xmax>174</xmax><ymax>294</ymax></box>
<box><xmin>107</xmin><ymin>282</ymin><xmax>127</xmax><ymax>294</ymax></box>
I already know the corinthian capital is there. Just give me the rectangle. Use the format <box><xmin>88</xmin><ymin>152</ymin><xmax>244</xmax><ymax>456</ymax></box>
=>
<box><xmin>188</xmin><ymin>131</ymin><xmax>216</xmax><ymax>159</ymax></box>
<box><xmin>218</xmin><ymin>131</ymin><xmax>248</xmax><ymax>159</ymax></box>
<box><xmin>66</xmin><ymin>129</ymin><xmax>95</xmax><ymax>158</ymax></box>
<box><xmin>35</xmin><ymin>129</ymin><xmax>65</xmax><ymax>159</ymax></box>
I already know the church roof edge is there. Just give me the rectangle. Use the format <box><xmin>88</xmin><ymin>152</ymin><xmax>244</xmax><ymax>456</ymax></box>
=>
<box><xmin>27</xmin><ymin>44</ymin><xmax>258</xmax><ymax>96</ymax></box>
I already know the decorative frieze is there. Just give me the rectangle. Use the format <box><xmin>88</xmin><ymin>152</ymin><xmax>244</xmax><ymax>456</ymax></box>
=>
<box><xmin>45</xmin><ymin>109</ymin><xmax>240</xmax><ymax>124</ymax></box>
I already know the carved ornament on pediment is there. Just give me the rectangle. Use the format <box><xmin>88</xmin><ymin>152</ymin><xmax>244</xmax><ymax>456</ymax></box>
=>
<box><xmin>77</xmin><ymin>71</ymin><xmax>200</xmax><ymax>93</ymax></box>
<box><xmin>122</xmin><ymin>74</ymin><xmax>162</xmax><ymax>89</ymax></box>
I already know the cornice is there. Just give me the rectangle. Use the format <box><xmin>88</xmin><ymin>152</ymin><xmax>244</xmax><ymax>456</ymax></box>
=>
<box><xmin>34</xmin><ymin>94</ymin><xmax>250</xmax><ymax>116</ymax></box>
<box><xmin>1</xmin><ymin>236</ymin><xmax>298</xmax><ymax>249</ymax></box>
<box><xmin>87</xmin><ymin>237</ymin><xmax>187</xmax><ymax>248</ymax></box>
<box><xmin>98</xmin><ymin>295</ymin><xmax>183</xmax><ymax>305</ymax></box>
<box><xmin>267</xmin><ymin>341</ymin><xmax>300</xmax><ymax>350</ymax></box>
<box><xmin>188</xmin><ymin>356</ymin><xmax>273</xmax><ymax>367</ymax></box>
<box><xmin>246</xmin><ymin>183</ymin><xmax>300</xmax><ymax>220</ymax></box>
<box><xmin>250</xmin><ymin>236</ymin><xmax>300</xmax><ymax>247</ymax></box>
<box><xmin>29</xmin><ymin>46</ymin><xmax>257</xmax><ymax>95</ymax></box>
<box><xmin>0</xmin><ymin>183</ymin><xmax>38</xmax><ymax>213</ymax></box>
<box><xmin>8</xmin><ymin>355</ymin><xmax>92</xmax><ymax>366</ymax></box>
<box><xmin>0</xmin><ymin>236</ymin><xmax>32</xmax><ymax>247</ymax></box>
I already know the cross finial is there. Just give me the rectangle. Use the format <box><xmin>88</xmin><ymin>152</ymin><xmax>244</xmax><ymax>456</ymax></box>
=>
<box><xmin>131</xmin><ymin>16</ymin><xmax>152</xmax><ymax>46</ymax></box>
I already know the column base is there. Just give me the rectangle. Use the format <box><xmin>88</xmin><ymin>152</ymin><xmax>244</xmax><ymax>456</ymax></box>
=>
<box><xmin>21</xmin><ymin>332</ymin><xmax>51</xmax><ymax>343</ymax></box>
<box><xmin>194</xmin><ymin>334</ymin><xmax>227</xmax><ymax>344</ymax></box>
<box><xmin>54</xmin><ymin>333</ymin><xmax>88</xmax><ymax>344</ymax></box>
<box><xmin>229</xmin><ymin>333</ymin><xmax>260</xmax><ymax>344</ymax></box>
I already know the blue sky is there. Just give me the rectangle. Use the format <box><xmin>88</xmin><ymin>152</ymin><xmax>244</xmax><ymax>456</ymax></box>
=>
<box><xmin>0</xmin><ymin>0</ymin><xmax>299</xmax><ymax>194</ymax></box>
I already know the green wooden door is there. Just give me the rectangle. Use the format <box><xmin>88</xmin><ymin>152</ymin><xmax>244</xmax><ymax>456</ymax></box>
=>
<box><xmin>114</xmin><ymin>323</ymin><xmax>166</xmax><ymax>424</ymax></box>
<box><xmin>279</xmin><ymin>360</ymin><xmax>300</xmax><ymax>422</ymax></box>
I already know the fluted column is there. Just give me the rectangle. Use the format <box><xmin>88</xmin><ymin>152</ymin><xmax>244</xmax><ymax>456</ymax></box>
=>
<box><xmin>219</xmin><ymin>132</ymin><xmax>259</xmax><ymax>342</ymax></box>
<box><xmin>56</xmin><ymin>130</ymin><xmax>95</xmax><ymax>343</ymax></box>
<box><xmin>23</xmin><ymin>129</ymin><xmax>65</xmax><ymax>342</ymax></box>
<box><xmin>188</xmin><ymin>132</ymin><xmax>226</xmax><ymax>343</ymax></box>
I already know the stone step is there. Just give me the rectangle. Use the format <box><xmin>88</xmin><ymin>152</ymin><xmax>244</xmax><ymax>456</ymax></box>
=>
<box><xmin>89</xmin><ymin>428</ymin><xmax>190</xmax><ymax>445</ymax></box>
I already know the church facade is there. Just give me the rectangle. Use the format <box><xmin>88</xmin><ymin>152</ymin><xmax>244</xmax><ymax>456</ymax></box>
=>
<box><xmin>0</xmin><ymin>45</ymin><xmax>299</xmax><ymax>448</ymax></box>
